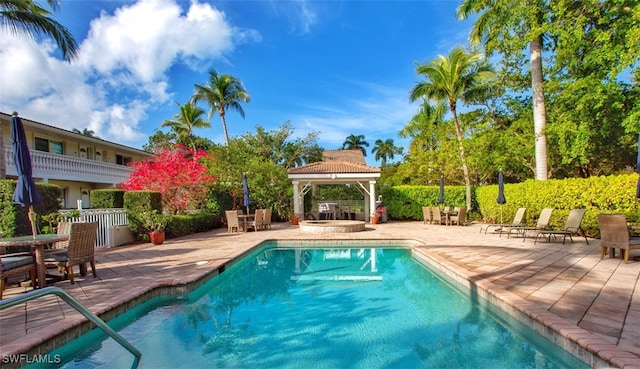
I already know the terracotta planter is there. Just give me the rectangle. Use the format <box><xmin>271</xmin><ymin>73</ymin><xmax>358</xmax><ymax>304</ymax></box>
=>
<box><xmin>291</xmin><ymin>216</ymin><xmax>300</xmax><ymax>225</ymax></box>
<box><xmin>149</xmin><ymin>231</ymin><xmax>165</xmax><ymax>245</ymax></box>
<box><xmin>371</xmin><ymin>215</ymin><xmax>380</xmax><ymax>224</ymax></box>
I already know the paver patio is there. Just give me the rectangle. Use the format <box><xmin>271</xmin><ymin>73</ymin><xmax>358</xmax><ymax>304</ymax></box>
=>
<box><xmin>1</xmin><ymin>221</ymin><xmax>639</xmax><ymax>368</ymax></box>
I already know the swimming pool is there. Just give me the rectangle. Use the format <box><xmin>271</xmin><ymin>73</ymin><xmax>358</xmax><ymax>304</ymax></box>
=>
<box><xmin>27</xmin><ymin>243</ymin><xmax>589</xmax><ymax>368</ymax></box>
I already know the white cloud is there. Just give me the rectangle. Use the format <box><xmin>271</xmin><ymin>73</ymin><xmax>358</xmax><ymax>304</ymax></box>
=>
<box><xmin>290</xmin><ymin>81</ymin><xmax>417</xmax><ymax>151</ymax></box>
<box><xmin>0</xmin><ymin>0</ymin><xmax>258</xmax><ymax>144</ymax></box>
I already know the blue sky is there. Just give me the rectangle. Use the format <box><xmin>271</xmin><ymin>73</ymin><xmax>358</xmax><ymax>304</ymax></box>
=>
<box><xmin>0</xmin><ymin>0</ymin><xmax>474</xmax><ymax>165</ymax></box>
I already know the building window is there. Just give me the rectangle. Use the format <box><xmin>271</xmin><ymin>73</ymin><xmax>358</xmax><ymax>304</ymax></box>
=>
<box><xmin>51</xmin><ymin>141</ymin><xmax>63</xmax><ymax>154</ymax></box>
<box><xmin>35</xmin><ymin>137</ymin><xmax>49</xmax><ymax>152</ymax></box>
<box><xmin>34</xmin><ymin>137</ymin><xmax>63</xmax><ymax>154</ymax></box>
<box><xmin>116</xmin><ymin>154</ymin><xmax>132</xmax><ymax>166</ymax></box>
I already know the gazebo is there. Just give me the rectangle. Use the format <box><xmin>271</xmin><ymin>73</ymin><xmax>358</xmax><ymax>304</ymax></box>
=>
<box><xmin>287</xmin><ymin>150</ymin><xmax>381</xmax><ymax>222</ymax></box>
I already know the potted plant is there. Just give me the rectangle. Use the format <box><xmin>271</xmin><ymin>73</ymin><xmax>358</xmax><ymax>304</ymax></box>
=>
<box><xmin>370</xmin><ymin>212</ymin><xmax>380</xmax><ymax>224</ymax></box>
<box><xmin>139</xmin><ymin>210</ymin><xmax>168</xmax><ymax>245</ymax></box>
<box><xmin>291</xmin><ymin>213</ymin><xmax>301</xmax><ymax>225</ymax></box>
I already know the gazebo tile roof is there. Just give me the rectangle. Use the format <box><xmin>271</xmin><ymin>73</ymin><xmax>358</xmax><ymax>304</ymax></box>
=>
<box><xmin>322</xmin><ymin>150</ymin><xmax>366</xmax><ymax>165</ymax></box>
<box><xmin>287</xmin><ymin>161</ymin><xmax>380</xmax><ymax>174</ymax></box>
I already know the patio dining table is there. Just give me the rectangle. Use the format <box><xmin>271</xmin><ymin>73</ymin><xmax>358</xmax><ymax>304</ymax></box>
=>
<box><xmin>0</xmin><ymin>234</ymin><xmax>70</xmax><ymax>288</ymax></box>
<box><xmin>238</xmin><ymin>214</ymin><xmax>255</xmax><ymax>232</ymax></box>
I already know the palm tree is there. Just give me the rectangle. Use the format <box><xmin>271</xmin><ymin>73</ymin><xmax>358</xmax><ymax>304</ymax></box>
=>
<box><xmin>192</xmin><ymin>70</ymin><xmax>250</xmax><ymax>147</ymax></box>
<box><xmin>161</xmin><ymin>101</ymin><xmax>209</xmax><ymax>151</ymax></box>
<box><xmin>0</xmin><ymin>1</ymin><xmax>78</xmax><ymax>178</ymax></box>
<box><xmin>72</xmin><ymin>128</ymin><xmax>96</xmax><ymax>137</ymax></box>
<box><xmin>400</xmin><ymin>100</ymin><xmax>447</xmax><ymax>153</ymax></box>
<box><xmin>342</xmin><ymin>134</ymin><xmax>369</xmax><ymax>157</ymax></box>
<box><xmin>410</xmin><ymin>47</ymin><xmax>495</xmax><ymax>211</ymax></box>
<box><xmin>372</xmin><ymin>139</ymin><xmax>403</xmax><ymax>168</ymax></box>
<box><xmin>1</xmin><ymin>0</ymin><xmax>78</xmax><ymax>61</ymax></box>
<box><xmin>457</xmin><ymin>0</ymin><xmax>548</xmax><ymax>180</ymax></box>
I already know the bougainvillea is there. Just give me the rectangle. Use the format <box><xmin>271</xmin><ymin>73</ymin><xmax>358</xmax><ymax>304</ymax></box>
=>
<box><xmin>122</xmin><ymin>146</ymin><xmax>216</xmax><ymax>214</ymax></box>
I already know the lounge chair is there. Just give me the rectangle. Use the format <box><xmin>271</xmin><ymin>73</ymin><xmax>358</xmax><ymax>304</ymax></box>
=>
<box><xmin>507</xmin><ymin>208</ymin><xmax>554</xmax><ymax>241</ymax></box>
<box><xmin>534</xmin><ymin>209</ymin><xmax>589</xmax><ymax>245</ymax></box>
<box><xmin>598</xmin><ymin>214</ymin><xmax>640</xmax><ymax>263</ymax></box>
<box><xmin>449</xmin><ymin>207</ymin><xmax>467</xmax><ymax>226</ymax></box>
<box><xmin>480</xmin><ymin>207</ymin><xmax>526</xmax><ymax>236</ymax></box>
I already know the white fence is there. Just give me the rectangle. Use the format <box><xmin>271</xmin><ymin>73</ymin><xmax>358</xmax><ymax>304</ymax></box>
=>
<box><xmin>60</xmin><ymin>208</ymin><xmax>133</xmax><ymax>248</ymax></box>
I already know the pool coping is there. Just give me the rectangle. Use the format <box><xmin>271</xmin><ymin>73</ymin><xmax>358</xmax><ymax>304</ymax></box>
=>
<box><xmin>1</xmin><ymin>237</ymin><xmax>637</xmax><ymax>369</ymax></box>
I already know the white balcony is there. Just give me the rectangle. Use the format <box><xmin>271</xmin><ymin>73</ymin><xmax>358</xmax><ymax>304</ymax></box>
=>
<box><xmin>3</xmin><ymin>146</ymin><xmax>134</xmax><ymax>185</ymax></box>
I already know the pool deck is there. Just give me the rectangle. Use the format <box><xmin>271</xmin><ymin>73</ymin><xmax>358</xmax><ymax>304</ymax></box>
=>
<box><xmin>1</xmin><ymin>221</ymin><xmax>639</xmax><ymax>368</ymax></box>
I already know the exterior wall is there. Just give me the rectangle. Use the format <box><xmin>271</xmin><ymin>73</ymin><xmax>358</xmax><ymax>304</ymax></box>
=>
<box><xmin>1</xmin><ymin>112</ymin><xmax>153</xmax><ymax>208</ymax></box>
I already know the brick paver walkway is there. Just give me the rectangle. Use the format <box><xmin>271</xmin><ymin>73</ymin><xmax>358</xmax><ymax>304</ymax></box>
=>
<box><xmin>1</xmin><ymin>221</ymin><xmax>639</xmax><ymax>368</ymax></box>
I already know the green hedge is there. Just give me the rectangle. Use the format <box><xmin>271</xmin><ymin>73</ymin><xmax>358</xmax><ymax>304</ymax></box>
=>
<box><xmin>165</xmin><ymin>212</ymin><xmax>221</xmax><ymax>238</ymax></box>
<box><xmin>124</xmin><ymin>190</ymin><xmax>163</xmax><ymax>239</ymax></box>
<box><xmin>381</xmin><ymin>173</ymin><xmax>640</xmax><ymax>237</ymax></box>
<box><xmin>91</xmin><ymin>189</ymin><xmax>125</xmax><ymax>208</ymax></box>
<box><xmin>0</xmin><ymin>180</ymin><xmax>62</xmax><ymax>237</ymax></box>
<box><xmin>380</xmin><ymin>184</ymin><xmax>472</xmax><ymax>220</ymax></box>
<box><xmin>476</xmin><ymin>174</ymin><xmax>640</xmax><ymax>237</ymax></box>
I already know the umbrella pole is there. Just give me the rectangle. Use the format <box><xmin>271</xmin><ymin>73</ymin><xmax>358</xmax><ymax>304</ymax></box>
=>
<box><xmin>500</xmin><ymin>205</ymin><xmax>503</xmax><ymax>225</ymax></box>
<box><xmin>28</xmin><ymin>205</ymin><xmax>37</xmax><ymax>238</ymax></box>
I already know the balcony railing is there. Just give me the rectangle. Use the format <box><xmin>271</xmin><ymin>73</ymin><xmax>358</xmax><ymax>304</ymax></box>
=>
<box><xmin>3</xmin><ymin>145</ymin><xmax>134</xmax><ymax>185</ymax></box>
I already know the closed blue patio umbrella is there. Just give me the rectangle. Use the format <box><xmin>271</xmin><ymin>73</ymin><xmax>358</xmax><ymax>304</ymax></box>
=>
<box><xmin>497</xmin><ymin>170</ymin><xmax>507</xmax><ymax>224</ymax></box>
<box><xmin>242</xmin><ymin>172</ymin><xmax>251</xmax><ymax>214</ymax></box>
<box><xmin>10</xmin><ymin>112</ymin><xmax>41</xmax><ymax>236</ymax></box>
<box><xmin>438</xmin><ymin>176</ymin><xmax>444</xmax><ymax>206</ymax></box>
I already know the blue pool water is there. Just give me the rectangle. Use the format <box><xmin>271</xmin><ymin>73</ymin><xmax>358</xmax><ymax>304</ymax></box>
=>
<box><xmin>29</xmin><ymin>245</ymin><xmax>588</xmax><ymax>369</ymax></box>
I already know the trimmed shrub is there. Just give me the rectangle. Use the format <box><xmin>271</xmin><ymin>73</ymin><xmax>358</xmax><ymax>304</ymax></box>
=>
<box><xmin>0</xmin><ymin>180</ymin><xmax>62</xmax><ymax>237</ymax></box>
<box><xmin>91</xmin><ymin>189</ymin><xmax>125</xmax><ymax>208</ymax></box>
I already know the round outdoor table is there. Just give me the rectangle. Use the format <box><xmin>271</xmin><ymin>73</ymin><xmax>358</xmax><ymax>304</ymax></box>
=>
<box><xmin>0</xmin><ymin>234</ymin><xmax>70</xmax><ymax>288</ymax></box>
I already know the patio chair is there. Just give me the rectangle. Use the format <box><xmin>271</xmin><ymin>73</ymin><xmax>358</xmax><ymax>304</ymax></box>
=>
<box><xmin>48</xmin><ymin>222</ymin><xmax>99</xmax><ymax>284</ymax></box>
<box><xmin>226</xmin><ymin>210</ymin><xmax>241</xmax><ymax>233</ymax></box>
<box><xmin>598</xmin><ymin>214</ymin><xmax>640</xmax><ymax>264</ymax></box>
<box><xmin>1</xmin><ymin>249</ymin><xmax>37</xmax><ymax>299</ymax></box>
<box><xmin>449</xmin><ymin>207</ymin><xmax>467</xmax><ymax>226</ymax></box>
<box><xmin>422</xmin><ymin>207</ymin><xmax>432</xmax><ymax>224</ymax></box>
<box><xmin>480</xmin><ymin>207</ymin><xmax>527</xmax><ymax>236</ymax></box>
<box><xmin>431</xmin><ymin>207</ymin><xmax>447</xmax><ymax>225</ymax></box>
<box><xmin>507</xmin><ymin>208</ymin><xmax>554</xmax><ymax>241</ymax></box>
<box><xmin>534</xmin><ymin>209</ymin><xmax>589</xmax><ymax>245</ymax></box>
<box><xmin>247</xmin><ymin>209</ymin><xmax>264</xmax><ymax>232</ymax></box>
<box><xmin>263</xmin><ymin>208</ymin><xmax>272</xmax><ymax>230</ymax></box>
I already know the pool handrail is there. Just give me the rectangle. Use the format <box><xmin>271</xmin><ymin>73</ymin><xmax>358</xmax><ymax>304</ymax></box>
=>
<box><xmin>0</xmin><ymin>286</ymin><xmax>141</xmax><ymax>367</ymax></box>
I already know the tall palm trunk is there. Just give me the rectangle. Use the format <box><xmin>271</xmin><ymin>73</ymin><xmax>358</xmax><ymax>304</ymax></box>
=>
<box><xmin>0</xmin><ymin>125</ymin><xmax>5</xmax><ymax>178</ymax></box>
<box><xmin>530</xmin><ymin>36</ymin><xmax>548</xmax><ymax>180</ymax></box>
<box><xmin>450</xmin><ymin>105</ymin><xmax>472</xmax><ymax>211</ymax></box>
<box><xmin>218</xmin><ymin>107</ymin><xmax>230</xmax><ymax>146</ymax></box>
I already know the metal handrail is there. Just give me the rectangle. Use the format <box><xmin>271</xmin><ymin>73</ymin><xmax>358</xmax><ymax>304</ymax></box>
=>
<box><xmin>0</xmin><ymin>287</ymin><xmax>141</xmax><ymax>367</ymax></box>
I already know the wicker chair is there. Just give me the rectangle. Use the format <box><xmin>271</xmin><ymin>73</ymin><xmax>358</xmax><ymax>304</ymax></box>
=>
<box><xmin>247</xmin><ymin>209</ymin><xmax>264</xmax><ymax>232</ymax></box>
<box><xmin>48</xmin><ymin>222</ymin><xmax>99</xmax><ymax>284</ymax></box>
<box><xmin>1</xmin><ymin>253</ymin><xmax>36</xmax><ymax>299</ymax></box>
<box><xmin>450</xmin><ymin>207</ymin><xmax>467</xmax><ymax>226</ymax></box>
<box><xmin>226</xmin><ymin>210</ymin><xmax>241</xmax><ymax>233</ymax></box>
<box><xmin>431</xmin><ymin>207</ymin><xmax>446</xmax><ymax>225</ymax></box>
<box><xmin>598</xmin><ymin>214</ymin><xmax>640</xmax><ymax>264</ymax></box>
<box><xmin>422</xmin><ymin>207</ymin><xmax>432</xmax><ymax>224</ymax></box>
<box><xmin>263</xmin><ymin>208</ymin><xmax>272</xmax><ymax>230</ymax></box>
